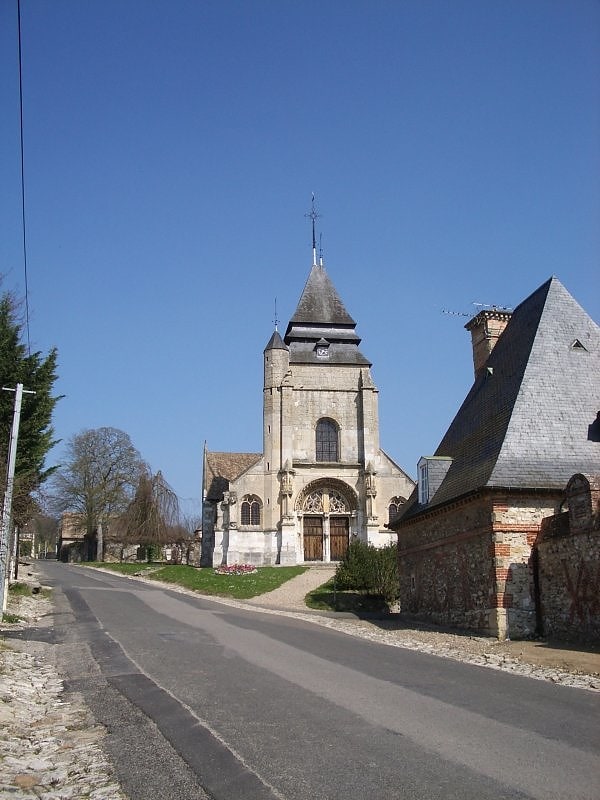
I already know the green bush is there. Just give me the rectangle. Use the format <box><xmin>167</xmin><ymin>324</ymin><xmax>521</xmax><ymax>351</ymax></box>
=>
<box><xmin>335</xmin><ymin>540</ymin><xmax>399</xmax><ymax>604</ymax></box>
<box><xmin>369</xmin><ymin>543</ymin><xmax>400</xmax><ymax>604</ymax></box>
<box><xmin>335</xmin><ymin>540</ymin><xmax>372</xmax><ymax>590</ymax></box>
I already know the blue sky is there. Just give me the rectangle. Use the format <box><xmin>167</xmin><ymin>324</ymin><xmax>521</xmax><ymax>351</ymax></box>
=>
<box><xmin>1</xmin><ymin>0</ymin><xmax>598</xmax><ymax>515</ymax></box>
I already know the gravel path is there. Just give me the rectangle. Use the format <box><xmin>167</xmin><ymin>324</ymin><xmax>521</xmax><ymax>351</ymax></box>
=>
<box><xmin>244</xmin><ymin>565</ymin><xmax>336</xmax><ymax>610</ymax></box>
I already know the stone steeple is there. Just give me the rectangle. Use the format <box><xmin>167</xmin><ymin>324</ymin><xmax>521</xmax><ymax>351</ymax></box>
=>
<box><xmin>284</xmin><ymin>263</ymin><xmax>371</xmax><ymax>366</ymax></box>
<box><xmin>288</xmin><ymin>263</ymin><xmax>356</xmax><ymax>326</ymax></box>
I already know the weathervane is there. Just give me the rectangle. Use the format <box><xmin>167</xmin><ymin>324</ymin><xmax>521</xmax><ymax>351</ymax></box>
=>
<box><xmin>274</xmin><ymin>297</ymin><xmax>279</xmax><ymax>332</ymax></box>
<box><xmin>305</xmin><ymin>193</ymin><xmax>321</xmax><ymax>266</ymax></box>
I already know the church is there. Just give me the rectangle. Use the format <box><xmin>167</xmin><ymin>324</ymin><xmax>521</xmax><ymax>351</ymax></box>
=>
<box><xmin>201</xmin><ymin>236</ymin><xmax>414</xmax><ymax>567</ymax></box>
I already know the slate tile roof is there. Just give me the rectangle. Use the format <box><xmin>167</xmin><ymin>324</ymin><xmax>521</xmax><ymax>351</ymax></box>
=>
<box><xmin>204</xmin><ymin>451</ymin><xmax>262</xmax><ymax>502</ymax></box>
<box><xmin>264</xmin><ymin>330</ymin><xmax>288</xmax><ymax>351</ymax></box>
<box><xmin>395</xmin><ymin>277</ymin><xmax>600</xmax><ymax>523</ymax></box>
<box><xmin>287</xmin><ymin>263</ymin><xmax>356</xmax><ymax>327</ymax></box>
<box><xmin>284</xmin><ymin>263</ymin><xmax>371</xmax><ymax>366</ymax></box>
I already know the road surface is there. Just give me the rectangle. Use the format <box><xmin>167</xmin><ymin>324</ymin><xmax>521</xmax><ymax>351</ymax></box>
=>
<box><xmin>30</xmin><ymin>562</ymin><xmax>599</xmax><ymax>800</ymax></box>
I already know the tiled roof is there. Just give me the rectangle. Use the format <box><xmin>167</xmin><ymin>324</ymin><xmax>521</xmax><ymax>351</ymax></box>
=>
<box><xmin>396</xmin><ymin>277</ymin><xmax>600</xmax><ymax>523</ymax></box>
<box><xmin>204</xmin><ymin>451</ymin><xmax>262</xmax><ymax>501</ymax></box>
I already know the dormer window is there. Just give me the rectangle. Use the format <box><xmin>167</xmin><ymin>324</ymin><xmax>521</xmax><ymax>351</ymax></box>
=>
<box><xmin>418</xmin><ymin>459</ymin><xmax>429</xmax><ymax>505</ymax></box>
<box><xmin>315</xmin><ymin>338</ymin><xmax>330</xmax><ymax>359</ymax></box>
<box><xmin>417</xmin><ymin>456</ymin><xmax>453</xmax><ymax>506</ymax></box>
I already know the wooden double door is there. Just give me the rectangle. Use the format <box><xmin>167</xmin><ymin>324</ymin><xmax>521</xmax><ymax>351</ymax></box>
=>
<box><xmin>303</xmin><ymin>516</ymin><xmax>349</xmax><ymax>562</ymax></box>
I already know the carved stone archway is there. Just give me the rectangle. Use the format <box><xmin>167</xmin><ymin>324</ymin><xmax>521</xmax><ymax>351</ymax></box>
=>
<box><xmin>294</xmin><ymin>478</ymin><xmax>358</xmax><ymax>514</ymax></box>
<box><xmin>295</xmin><ymin>479</ymin><xmax>357</xmax><ymax>562</ymax></box>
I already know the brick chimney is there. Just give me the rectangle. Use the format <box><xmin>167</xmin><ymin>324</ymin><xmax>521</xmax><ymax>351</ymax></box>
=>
<box><xmin>465</xmin><ymin>309</ymin><xmax>512</xmax><ymax>379</ymax></box>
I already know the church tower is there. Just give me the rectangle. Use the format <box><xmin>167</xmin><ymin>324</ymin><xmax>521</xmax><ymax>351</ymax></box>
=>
<box><xmin>258</xmin><ymin>248</ymin><xmax>414</xmax><ymax>564</ymax></box>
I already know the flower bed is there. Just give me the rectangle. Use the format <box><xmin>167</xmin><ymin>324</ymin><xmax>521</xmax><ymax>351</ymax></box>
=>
<box><xmin>214</xmin><ymin>564</ymin><xmax>258</xmax><ymax>575</ymax></box>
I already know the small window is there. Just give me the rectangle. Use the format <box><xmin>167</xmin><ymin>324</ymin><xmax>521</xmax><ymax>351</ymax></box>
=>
<box><xmin>316</xmin><ymin>418</ymin><xmax>338</xmax><ymax>462</ymax></box>
<box><xmin>388</xmin><ymin>496</ymin><xmax>406</xmax><ymax>523</ymax></box>
<box><xmin>240</xmin><ymin>496</ymin><xmax>261</xmax><ymax>526</ymax></box>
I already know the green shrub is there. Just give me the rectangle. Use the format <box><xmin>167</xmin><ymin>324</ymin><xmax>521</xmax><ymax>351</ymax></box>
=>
<box><xmin>335</xmin><ymin>540</ymin><xmax>372</xmax><ymax>590</ymax></box>
<box><xmin>335</xmin><ymin>540</ymin><xmax>399</xmax><ymax>604</ymax></box>
<box><xmin>369</xmin><ymin>543</ymin><xmax>400</xmax><ymax>604</ymax></box>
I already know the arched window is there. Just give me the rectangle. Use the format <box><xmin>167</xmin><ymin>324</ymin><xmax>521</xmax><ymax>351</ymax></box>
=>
<box><xmin>316</xmin><ymin>418</ymin><xmax>338</xmax><ymax>462</ymax></box>
<box><xmin>240</xmin><ymin>495</ymin><xmax>261</xmax><ymax>526</ymax></box>
<box><xmin>388</xmin><ymin>496</ymin><xmax>407</xmax><ymax>524</ymax></box>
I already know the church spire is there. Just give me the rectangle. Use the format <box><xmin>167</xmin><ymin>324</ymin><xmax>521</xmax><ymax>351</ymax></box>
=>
<box><xmin>305</xmin><ymin>194</ymin><xmax>321</xmax><ymax>267</ymax></box>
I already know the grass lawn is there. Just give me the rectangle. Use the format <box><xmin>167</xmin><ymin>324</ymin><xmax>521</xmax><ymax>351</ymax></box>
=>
<box><xmin>82</xmin><ymin>562</ymin><xmax>308</xmax><ymax>600</ymax></box>
<box><xmin>305</xmin><ymin>577</ymin><xmax>389</xmax><ymax>613</ymax></box>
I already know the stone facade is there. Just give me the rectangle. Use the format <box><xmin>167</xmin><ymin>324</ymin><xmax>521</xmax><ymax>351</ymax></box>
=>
<box><xmin>535</xmin><ymin>474</ymin><xmax>600</xmax><ymax>642</ymax></box>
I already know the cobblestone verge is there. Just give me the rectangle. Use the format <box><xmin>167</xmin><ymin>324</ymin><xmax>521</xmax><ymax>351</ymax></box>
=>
<box><xmin>0</xmin><ymin>585</ymin><xmax>127</xmax><ymax>800</ymax></box>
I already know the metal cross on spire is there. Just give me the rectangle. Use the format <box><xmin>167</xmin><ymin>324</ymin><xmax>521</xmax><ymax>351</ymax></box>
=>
<box><xmin>305</xmin><ymin>193</ymin><xmax>321</xmax><ymax>266</ymax></box>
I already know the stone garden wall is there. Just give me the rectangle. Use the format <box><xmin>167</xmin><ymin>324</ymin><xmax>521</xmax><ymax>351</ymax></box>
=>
<box><xmin>537</xmin><ymin>474</ymin><xmax>600</xmax><ymax>643</ymax></box>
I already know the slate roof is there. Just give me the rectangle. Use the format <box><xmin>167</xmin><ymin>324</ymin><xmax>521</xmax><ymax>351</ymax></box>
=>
<box><xmin>284</xmin><ymin>263</ymin><xmax>371</xmax><ymax>366</ymax></box>
<box><xmin>288</xmin><ymin>263</ymin><xmax>356</xmax><ymax>326</ymax></box>
<box><xmin>395</xmin><ymin>277</ymin><xmax>600</xmax><ymax>523</ymax></box>
<box><xmin>204</xmin><ymin>451</ymin><xmax>262</xmax><ymax>502</ymax></box>
<box><xmin>264</xmin><ymin>330</ymin><xmax>288</xmax><ymax>351</ymax></box>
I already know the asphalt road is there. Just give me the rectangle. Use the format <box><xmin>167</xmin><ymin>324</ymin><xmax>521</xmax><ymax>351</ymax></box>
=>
<box><xmin>33</xmin><ymin>562</ymin><xmax>599</xmax><ymax>800</ymax></box>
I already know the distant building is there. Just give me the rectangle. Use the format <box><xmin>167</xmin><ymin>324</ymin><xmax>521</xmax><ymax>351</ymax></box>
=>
<box><xmin>202</xmin><ymin>252</ymin><xmax>414</xmax><ymax>567</ymax></box>
<box><xmin>390</xmin><ymin>277</ymin><xmax>600</xmax><ymax>640</ymax></box>
<box><xmin>57</xmin><ymin>512</ymin><xmax>95</xmax><ymax>562</ymax></box>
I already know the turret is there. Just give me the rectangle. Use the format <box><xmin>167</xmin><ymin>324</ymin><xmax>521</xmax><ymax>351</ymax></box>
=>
<box><xmin>263</xmin><ymin>330</ymin><xmax>289</xmax><ymax>390</ymax></box>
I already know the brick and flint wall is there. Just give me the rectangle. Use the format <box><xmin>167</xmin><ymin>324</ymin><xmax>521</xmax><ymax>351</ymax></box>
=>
<box><xmin>397</xmin><ymin>492</ymin><xmax>559</xmax><ymax>638</ymax></box>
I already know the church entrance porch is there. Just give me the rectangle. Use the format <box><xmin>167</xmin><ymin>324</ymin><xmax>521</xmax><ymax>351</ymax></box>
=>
<box><xmin>296</xmin><ymin>478</ymin><xmax>357</xmax><ymax>563</ymax></box>
<box><xmin>303</xmin><ymin>516</ymin><xmax>323</xmax><ymax>561</ymax></box>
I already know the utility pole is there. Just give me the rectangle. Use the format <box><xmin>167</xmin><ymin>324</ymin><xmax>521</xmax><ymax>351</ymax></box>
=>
<box><xmin>1</xmin><ymin>383</ymin><xmax>35</xmax><ymax>614</ymax></box>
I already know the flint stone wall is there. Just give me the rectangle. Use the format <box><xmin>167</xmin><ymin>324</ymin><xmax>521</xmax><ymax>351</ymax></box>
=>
<box><xmin>537</xmin><ymin>474</ymin><xmax>600</xmax><ymax>643</ymax></box>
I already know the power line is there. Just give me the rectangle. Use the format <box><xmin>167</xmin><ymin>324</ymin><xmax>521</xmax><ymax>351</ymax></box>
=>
<box><xmin>17</xmin><ymin>0</ymin><xmax>31</xmax><ymax>354</ymax></box>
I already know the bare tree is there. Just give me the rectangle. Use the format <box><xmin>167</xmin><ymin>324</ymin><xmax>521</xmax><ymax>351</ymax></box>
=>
<box><xmin>179</xmin><ymin>512</ymin><xmax>202</xmax><ymax>538</ymax></box>
<box><xmin>177</xmin><ymin>511</ymin><xmax>202</xmax><ymax>565</ymax></box>
<box><xmin>117</xmin><ymin>470</ymin><xmax>181</xmax><ymax>551</ymax></box>
<box><xmin>51</xmin><ymin>427</ymin><xmax>145</xmax><ymax>543</ymax></box>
